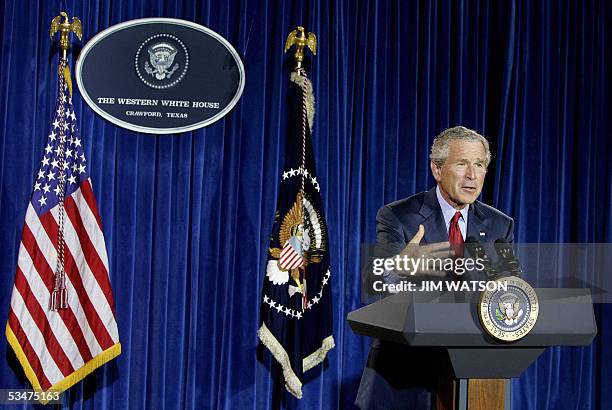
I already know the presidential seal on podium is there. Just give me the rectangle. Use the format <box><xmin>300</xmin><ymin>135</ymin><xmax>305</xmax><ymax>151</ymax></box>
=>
<box><xmin>478</xmin><ymin>276</ymin><xmax>539</xmax><ymax>342</ymax></box>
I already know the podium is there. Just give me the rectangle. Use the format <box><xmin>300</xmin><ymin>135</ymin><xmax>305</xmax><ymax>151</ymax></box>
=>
<box><xmin>347</xmin><ymin>288</ymin><xmax>597</xmax><ymax>410</ymax></box>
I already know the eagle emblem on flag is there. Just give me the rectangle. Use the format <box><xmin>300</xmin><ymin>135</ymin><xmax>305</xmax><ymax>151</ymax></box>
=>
<box><xmin>266</xmin><ymin>193</ymin><xmax>326</xmax><ymax>298</ymax></box>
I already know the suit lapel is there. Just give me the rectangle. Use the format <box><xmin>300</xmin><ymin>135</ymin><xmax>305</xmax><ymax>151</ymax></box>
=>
<box><xmin>419</xmin><ymin>187</ymin><xmax>448</xmax><ymax>244</ymax></box>
<box><xmin>467</xmin><ymin>201</ymin><xmax>489</xmax><ymax>242</ymax></box>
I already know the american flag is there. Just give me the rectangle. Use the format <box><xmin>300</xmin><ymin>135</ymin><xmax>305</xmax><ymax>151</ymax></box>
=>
<box><xmin>5</xmin><ymin>63</ymin><xmax>120</xmax><ymax>397</ymax></box>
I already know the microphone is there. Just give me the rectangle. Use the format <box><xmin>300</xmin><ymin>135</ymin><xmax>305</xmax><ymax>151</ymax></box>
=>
<box><xmin>465</xmin><ymin>236</ymin><xmax>496</xmax><ymax>277</ymax></box>
<box><xmin>494</xmin><ymin>239</ymin><xmax>522</xmax><ymax>276</ymax></box>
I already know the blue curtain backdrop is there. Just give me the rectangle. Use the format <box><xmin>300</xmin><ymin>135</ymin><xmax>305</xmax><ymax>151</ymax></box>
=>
<box><xmin>0</xmin><ymin>0</ymin><xmax>610</xmax><ymax>409</ymax></box>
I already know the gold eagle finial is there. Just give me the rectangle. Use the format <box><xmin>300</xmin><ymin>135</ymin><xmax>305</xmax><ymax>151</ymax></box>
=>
<box><xmin>284</xmin><ymin>26</ymin><xmax>317</xmax><ymax>69</ymax></box>
<box><xmin>50</xmin><ymin>11</ymin><xmax>83</xmax><ymax>60</ymax></box>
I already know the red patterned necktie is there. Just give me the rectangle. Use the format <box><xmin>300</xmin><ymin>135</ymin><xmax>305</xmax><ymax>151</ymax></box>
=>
<box><xmin>448</xmin><ymin>211</ymin><xmax>464</xmax><ymax>257</ymax></box>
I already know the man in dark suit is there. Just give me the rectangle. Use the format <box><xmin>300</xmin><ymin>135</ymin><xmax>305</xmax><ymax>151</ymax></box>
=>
<box><xmin>356</xmin><ymin>126</ymin><xmax>514</xmax><ymax>409</ymax></box>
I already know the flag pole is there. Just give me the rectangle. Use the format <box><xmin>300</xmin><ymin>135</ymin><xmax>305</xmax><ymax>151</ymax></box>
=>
<box><xmin>283</xmin><ymin>27</ymin><xmax>317</xmax><ymax>310</ymax></box>
<box><xmin>258</xmin><ymin>26</ymin><xmax>334</xmax><ymax>399</ymax></box>
<box><xmin>48</xmin><ymin>12</ymin><xmax>82</xmax><ymax>311</ymax></box>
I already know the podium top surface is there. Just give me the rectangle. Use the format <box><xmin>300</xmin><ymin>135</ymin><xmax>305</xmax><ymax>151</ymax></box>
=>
<box><xmin>347</xmin><ymin>288</ymin><xmax>597</xmax><ymax>347</ymax></box>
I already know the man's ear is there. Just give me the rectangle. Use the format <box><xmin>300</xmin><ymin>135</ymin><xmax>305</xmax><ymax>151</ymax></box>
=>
<box><xmin>430</xmin><ymin>161</ymin><xmax>441</xmax><ymax>182</ymax></box>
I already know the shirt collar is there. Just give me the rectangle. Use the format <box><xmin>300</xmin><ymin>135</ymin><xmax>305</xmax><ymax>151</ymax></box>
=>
<box><xmin>436</xmin><ymin>185</ymin><xmax>469</xmax><ymax>228</ymax></box>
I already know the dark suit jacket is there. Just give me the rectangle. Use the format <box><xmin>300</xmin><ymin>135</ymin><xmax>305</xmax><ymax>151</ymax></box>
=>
<box><xmin>377</xmin><ymin>186</ymin><xmax>514</xmax><ymax>250</ymax></box>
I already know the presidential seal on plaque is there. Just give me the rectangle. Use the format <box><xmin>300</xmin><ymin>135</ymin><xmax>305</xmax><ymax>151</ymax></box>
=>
<box><xmin>478</xmin><ymin>276</ymin><xmax>539</xmax><ymax>342</ymax></box>
<box><xmin>135</xmin><ymin>33</ymin><xmax>189</xmax><ymax>89</ymax></box>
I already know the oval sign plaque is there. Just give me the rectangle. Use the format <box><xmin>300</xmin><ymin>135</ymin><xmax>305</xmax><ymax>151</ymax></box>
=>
<box><xmin>76</xmin><ymin>18</ymin><xmax>245</xmax><ymax>134</ymax></box>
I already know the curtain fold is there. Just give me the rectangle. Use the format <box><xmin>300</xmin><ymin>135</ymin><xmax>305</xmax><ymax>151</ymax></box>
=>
<box><xmin>0</xmin><ymin>0</ymin><xmax>609</xmax><ymax>408</ymax></box>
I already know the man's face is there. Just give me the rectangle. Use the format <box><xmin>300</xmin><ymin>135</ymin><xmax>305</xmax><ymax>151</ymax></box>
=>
<box><xmin>430</xmin><ymin>140</ymin><xmax>487</xmax><ymax>209</ymax></box>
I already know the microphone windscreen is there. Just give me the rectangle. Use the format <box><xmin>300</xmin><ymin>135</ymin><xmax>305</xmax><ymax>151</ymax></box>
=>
<box><xmin>494</xmin><ymin>238</ymin><xmax>510</xmax><ymax>251</ymax></box>
<box><xmin>465</xmin><ymin>236</ymin><xmax>479</xmax><ymax>244</ymax></box>
<box><xmin>464</xmin><ymin>236</ymin><xmax>484</xmax><ymax>258</ymax></box>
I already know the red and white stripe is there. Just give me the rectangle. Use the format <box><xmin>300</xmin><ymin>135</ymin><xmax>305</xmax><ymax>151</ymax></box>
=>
<box><xmin>279</xmin><ymin>241</ymin><xmax>303</xmax><ymax>270</ymax></box>
<box><xmin>7</xmin><ymin>179</ymin><xmax>119</xmax><ymax>391</ymax></box>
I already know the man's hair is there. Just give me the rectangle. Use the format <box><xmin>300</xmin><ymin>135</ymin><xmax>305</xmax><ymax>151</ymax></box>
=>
<box><xmin>429</xmin><ymin>126</ymin><xmax>491</xmax><ymax>167</ymax></box>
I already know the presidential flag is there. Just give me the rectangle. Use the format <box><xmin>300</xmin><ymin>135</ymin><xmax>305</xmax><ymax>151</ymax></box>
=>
<box><xmin>258</xmin><ymin>68</ymin><xmax>334</xmax><ymax>399</ymax></box>
<box><xmin>6</xmin><ymin>61</ymin><xmax>120</xmax><ymax>399</ymax></box>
